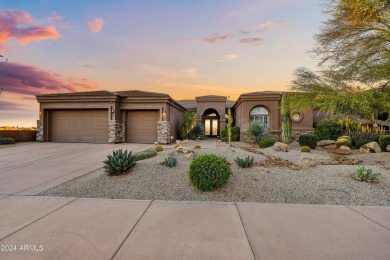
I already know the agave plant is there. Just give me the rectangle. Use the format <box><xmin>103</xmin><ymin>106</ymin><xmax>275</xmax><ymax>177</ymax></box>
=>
<box><xmin>164</xmin><ymin>155</ymin><xmax>177</xmax><ymax>167</ymax></box>
<box><xmin>103</xmin><ymin>149</ymin><xmax>136</xmax><ymax>175</ymax></box>
<box><xmin>235</xmin><ymin>155</ymin><xmax>254</xmax><ymax>168</ymax></box>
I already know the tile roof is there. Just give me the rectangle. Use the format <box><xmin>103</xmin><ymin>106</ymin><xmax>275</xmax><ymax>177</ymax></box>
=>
<box><xmin>116</xmin><ymin>90</ymin><xmax>170</xmax><ymax>98</ymax></box>
<box><xmin>36</xmin><ymin>90</ymin><xmax>117</xmax><ymax>97</ymax></box>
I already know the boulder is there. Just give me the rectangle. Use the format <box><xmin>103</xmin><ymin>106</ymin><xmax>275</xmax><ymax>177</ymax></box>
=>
<box><xmin>317</xmin><ymin>140</ymin><xmax>336</xmax><ymax>147</ymax></box>
<box><xmin>387</xmin><ymin>144</ymin><xmax>390</xmax><ymax>152</ymax></box>
<box><xmin>273</xmin><ymin>142</ymin><xmax>290</xmax><ymax>152</ymax></box>
<box><xmin>175</xmin><ymin>140</ymin><xmax>182</xmax><ymax>144</ymax></box>
<box><xmin>175</xmin><ymin>146</ymin><xmax>193</xmax><ymax>154</ymax></box>
<box><xmin>185</xmin><ymin>152</ymin><xmax>194</xmax><ymax>160</ymax></box>
<box><xmin>293</xmin><ymin>157</ymin><xmax>317</xmax><ymax>170</ymax></box>
<box><xmin>335</xmin><ymin>145</ymin><xmax>351</xmax><ymax>155</ymax></box>
<box><xmin>359</xmin><ymin>146</ymin><xmax>371</xmax><ymax>154</ymax></box>
<box><xmin>322</xmin><ymin>144</ymin><xmax>337</xmax><ymax>151</ymax></box>
<box><xmin>361</xmin><ymin>142</ymin><xmax>381</xmax><ymax>153</ymax></box>
<box><xmin>181</xmin><ymin>139</ymin><xmax>189</xmax><ymax>145</ymax></box>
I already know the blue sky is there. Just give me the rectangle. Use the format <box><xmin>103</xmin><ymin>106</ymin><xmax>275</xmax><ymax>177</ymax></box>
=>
<box><xmin>0</xmin><ymin>0</ymin><xmax>323</xmax><ymax>126</ymax></box>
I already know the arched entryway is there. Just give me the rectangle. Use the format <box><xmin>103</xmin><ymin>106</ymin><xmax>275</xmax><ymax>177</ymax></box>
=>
<box><xmin>203</xmin><ymin>108</ymin><xmax>219</xmax><ymax>137</ymax></box>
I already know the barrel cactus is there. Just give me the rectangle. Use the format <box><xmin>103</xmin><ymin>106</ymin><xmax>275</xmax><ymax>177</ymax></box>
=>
<box><xmin>103</xmin><ymin>149</ymin><xmax>137</xmax><ymax>175</ymax></box>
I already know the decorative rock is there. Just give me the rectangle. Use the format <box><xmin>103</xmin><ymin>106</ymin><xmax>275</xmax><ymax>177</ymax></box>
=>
<box><xmin>293</xmin><ymin>157</ymin><xmax>317</xmax><ymax>170</ymax></box>
<box><xmin>359</xmin><ymin>146</ymin><xmax>371</xmax><ymax>154</ymax></box>
<box><xmin>335</xmin><ymin>146</ymin><xmax>351</xmax><ymax>155</ymax></box>
<box><xmin>185</xmin><ymin>152</ymin><xmax>194</xmax><ymax>160</ymax></box>
<box><xmin>361</xmin><ymin>142</ymin><xmax>381</xmax><ymax>153</ymax></box>
<box><xmin>175</xmin><ymin>140</ymin><xmax>182</xmax><ymax>144</ymax></box>
<box><xmin>273</xmin><ymin>142</ymin><xmax>290</xmax><ymax>152</ymax></box>
<box><xmin>322</xmin><ymin>144</ymin><xmax>337</xmax><ymax>151</ymax></box>
<box><xmin>181</xmin><ymin>139</ymin><xmax>189</xmax><ymax>145</ymax></box>
<box><xmin>175</xmin><ymin>146</ymin><xmax>193</xmax><ymax>154</ymax></box>
<box><xmin>387</xmin><ymin>145</ymin><xmax>390</xmax><ymax>152</ymax></box>
<box><xmin>317</xmin><ymin>140</ymin><xmax>336</xmax><ymax>147</ymax></box>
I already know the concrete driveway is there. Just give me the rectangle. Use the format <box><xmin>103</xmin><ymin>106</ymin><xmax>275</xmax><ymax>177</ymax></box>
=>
<box><xmin>0</xmin><ymin>142</ymin><xmax>151</xmax><ymax>195</ymax></box>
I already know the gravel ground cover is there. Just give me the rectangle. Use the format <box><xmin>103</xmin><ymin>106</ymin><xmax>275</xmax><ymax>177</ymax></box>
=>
<box><xmin>39</xmin><ymin>141</ymin><xmax>390</xmax><ymax>206</ymax></box>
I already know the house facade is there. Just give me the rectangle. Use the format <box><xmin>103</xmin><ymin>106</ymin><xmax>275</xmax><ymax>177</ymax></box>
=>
<box><xmin>36</xmin><ymin>90</ymin><xmax>313</xmax><ymax>143</ymax></box>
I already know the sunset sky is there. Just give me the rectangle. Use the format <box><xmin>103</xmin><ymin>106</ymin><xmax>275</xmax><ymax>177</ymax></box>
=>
<box><xmin>0</xmin><ymin>0</ymin><xmax>323</xmax><ymax>127</ymax></box>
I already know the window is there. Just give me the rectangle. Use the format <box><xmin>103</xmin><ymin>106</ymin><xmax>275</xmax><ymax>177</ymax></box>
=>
<box><xmin>250</xmin><ymin>107</ymin><xmax>269</xmax><ymax>126</ymax></box>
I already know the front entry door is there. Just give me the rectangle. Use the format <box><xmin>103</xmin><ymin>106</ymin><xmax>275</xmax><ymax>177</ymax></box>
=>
<box><xmin>205</xmin><ymin>119</ymin><xmax>218</xmax><ymax>136</ymax></box>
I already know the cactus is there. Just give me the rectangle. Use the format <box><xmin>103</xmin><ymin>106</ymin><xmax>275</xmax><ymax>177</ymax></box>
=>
<box><xmin>281</xmin><ymin>93</ymin><xmax>292</xmax><ymax>144</ymax></box>
<box><xmin>227</xmin><ymin>109</ymin><xmax>233</xmax><ymax>146</ymax></box>
<box><xmin>103</xmin><ymin>149</ymin><xmax>137</xmax><ymax>175</ymax></box>
<box><xmin>301</xmin><ymin>146</ymin><xmax>311</xmax><ymax>152</ymax></box>
<box><xmin>164</xmin><ymin>156</ymin><xmax>177</xmax><ymax>167</ymax></box>
<box><xmin>194</xmin><ymin>144</ymin><xmax>201</xmax><ymax>149</ymax></box>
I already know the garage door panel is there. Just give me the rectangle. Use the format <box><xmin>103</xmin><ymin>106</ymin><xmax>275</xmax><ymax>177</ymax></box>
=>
<box><xmin>51</xmin><ymin>110</ymin><xmax>108</xmax><ymax>143</ymax></box>
<box><xmin>126</xmin><ymin>111</ymin><xmax>158</xmax><ymax>143</ymax></box>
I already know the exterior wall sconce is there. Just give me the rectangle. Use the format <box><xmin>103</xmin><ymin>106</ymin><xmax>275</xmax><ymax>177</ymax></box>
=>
<box><xmin>162</xmin><ymin>112</ymin><xmax>167</xmax><ymax>121</ymax></box>
<box><xmin>111</xmin><ymin>106</ymin><xmax>115</xmax><ymax>113</ymax></box>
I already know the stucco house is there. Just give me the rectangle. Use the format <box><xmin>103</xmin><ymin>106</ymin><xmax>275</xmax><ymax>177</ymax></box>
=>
<box><xmin>36</xmin><ymin>90</ymin><xmax>313</xmax><ymax>143</ymax></box>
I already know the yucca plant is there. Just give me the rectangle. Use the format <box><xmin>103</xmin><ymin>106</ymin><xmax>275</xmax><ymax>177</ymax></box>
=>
<box><xmin>164</xmin><ymin>155</ymin><xmax>177</xmax><ymax>167</ymax></box>
<box><xmin>103</xmin><ymin>149</ymin><xmax>137</xmax><ymax>175</ymax></box>
<box><xmin>235</xmin><ymin>155</ymin><xmax>254</xmax><ymax>168</ymax></box>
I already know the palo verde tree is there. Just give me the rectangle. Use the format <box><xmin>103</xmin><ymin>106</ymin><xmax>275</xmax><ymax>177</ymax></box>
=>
<box><xmin>290</xmin><ymin>0</ymin><xmax>390</xmax><ymax>120</ymax></box>
<box><xmin>281</xmin><ymin>93</ymin><xmax>292</xmax><ymax>144</ymax></box>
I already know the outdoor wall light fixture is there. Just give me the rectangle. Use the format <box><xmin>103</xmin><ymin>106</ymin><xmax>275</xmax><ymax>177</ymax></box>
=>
<box><xmin>111</xmin><ymin>107</ymin><xmax>115</xmax><ymax>113</ymax></box>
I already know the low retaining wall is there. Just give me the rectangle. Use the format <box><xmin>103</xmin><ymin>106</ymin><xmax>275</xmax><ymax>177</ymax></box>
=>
<box><xmin>0</xmin><ymin>130</ymin><xmax>37</xmax><ymax>142</ymax></box>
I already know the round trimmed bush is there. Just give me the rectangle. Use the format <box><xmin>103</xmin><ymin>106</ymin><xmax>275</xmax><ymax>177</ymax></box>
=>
<box><xmin>298</xmin><ymin>134</ymin><xmax>318</xmax><ymax>149</ymax></box>
<box><xmin>0</xmin><ymin>138</ymin><xmax>16</xmax><ymax>145</ymax></box>
<box><xmin>301</xmin><ymin>146</ymin><xmax>311</xmax><ymax>153</ymax></box>
<box><xmin>258</xmin><ymin>138</ymin><xmax>276</xmax><ymax>148</ymax></box>
<box><xmin>189</xmin><ymin>154</ymin><xmax>232</xmax><ymax>192</ymax></box>
<box><xmin>174</xmin><ymin>143</ymin><xmax>181</xmax><ymax>149</ymax></box>
<box><xmin>154</xmin><ymin>145</ymin><xmax>163</xmax><ymax>152</ymax></box>
<box><xmin>338</xmin><ymin>135</ymin><xmax>352</xmax><ymax>143</ymax></box>
<box><xmin>194</xmin><ymin>144</ymin><xmax>201</xmax><ymax>149</ymax></box>
<box><xmin>336</xmin><ymin>138</ymin><xmax>351</xmax><ymax>148</ymax></box>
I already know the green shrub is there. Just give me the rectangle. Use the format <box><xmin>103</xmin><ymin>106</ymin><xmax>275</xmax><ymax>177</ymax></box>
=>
<box><xmin>189</xmin><ymin>124</ymin><xmax>204</xmax><ymax>139</ymax></box>
<box><xmin>246</xmin><ymin>122</ymin><xmax>269</xmax><ymax>143</ymax></box>
<box><xmin>379</xmin><ymin>135</ymin><xmax>390</xmax><ymax>151</ymax></box>
<box><xmin>338</xmin><ymin>135</ymin><xmax>352</xmax><ymax>143</ymax></box>
<box><xmin>234</xmin><ymin>156</ymin><xmax>254</xmax><ymax>168</ymax></box>
<box><xmin>189</xmin><ymin>154</ymin><xmax>232</xmax><ymax>192</ymax></box>
<box><xmin>298</xmin><ymin>134</ymin><xmax>318</xmax><ymax>149</ymax></box>
<box><xmin>103</xmin><ymin>149</ymin><xmax>136</xmax><ymax>175</ymax></box>
<box><xmin>134</xmin><ymin>149</ymin><xmax>157</xmax><ymax>161</ymax></box>
<box><xmin>194</xmin><ymin>144</ymin><xmax>201</xmax><ymax>149</ymax></box>
<box><xmin>355</xmin><ymin>166</ymin><xmax>380</xmax><ymax>183</ymax></box>
<box><xmin>314</xmin><ymin>118</ymin><xmax>343</xmax><ymax>141</ymax></box>
<box><xmin>336</xmin><ymin>138</ymin><xmax>351</xmax><ymax>148</ymax></box>
<box><xmin>0</xmin><ymin>138</ymin><xmax>16</xmax><ymax>145</ymax></box>
<box><xmin>221</xmin><ymin>126</ymin><xmax>240</xmax><ymax>142</ymax></box>
<box><xmin>258</xmin><ymin>138</ymin><xmax>275</xmax><ymax>148</ymax></box>
<box><xmin>180</xmin><ymin>111</ymin><xmax>195</xmax><ymax>139</ymax></box>
<box><xmin>164</xmin><ymin>156</ymin><xmax>177</xmax><ymax>167</ymax></box>
<box><xmin>154</xmin><ymin>145</ymin><xmax>163</xmax><ymax>152</ymax></box>
<box><xmin>174</xmin><ymin>143</ymin><xmax>181</xmax><ymax>149</ymax></box>
<box><xmin>350</xmin><ymin>132</ymin><xmax>380</xmax><ymax>148</ymax></box>
<box><xmin>301</xmin><ymin>146</ymin><xmax>311</xmax><ymax>152</ymax></box>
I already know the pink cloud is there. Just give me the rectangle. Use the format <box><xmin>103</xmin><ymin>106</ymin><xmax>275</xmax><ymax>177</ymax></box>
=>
<box><xmin>203</xmin><ymin>34</ymin><xmax>231</xmax><ymax>44</ymax></box>
<box><xmin>0</xmin><ymin>10</ymin><xmax>61</xmax><ymax>48</ymax></box>
<box><xmin>47</xmin><ymin>12</ymin><xmax>63</xmax><ymax>21</ymax></box>
<box><xmin>260</xmin><ymin>21</ymin><xmax>284</xmax><ymax>29</ymax></box>
<box><xmin>87</xmin><ymin>18</ymin><xmax>104</xmax><ymax>33</ymax></box>
<box><xmin>0</xmin><ymin>62</ymin><xmax>99</xmax><ymax>96</ymax></box>
<box><xmin>238</xmin><ymin>38</ymin><xmax>263</xmax><ymax>46</ymax></box>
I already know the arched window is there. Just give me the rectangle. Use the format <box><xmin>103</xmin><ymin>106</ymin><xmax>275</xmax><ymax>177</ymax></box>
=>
<box><xmin>250</xmin><ymin>107</ymin><xmax>269</xmax><ymax>126</ymax></box>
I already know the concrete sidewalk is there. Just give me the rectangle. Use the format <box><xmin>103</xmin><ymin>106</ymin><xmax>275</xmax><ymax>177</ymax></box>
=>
<box><xmin>0</xmin><ymin>196</ymin><xmax>389</xmax><ymax>259</ymax></box>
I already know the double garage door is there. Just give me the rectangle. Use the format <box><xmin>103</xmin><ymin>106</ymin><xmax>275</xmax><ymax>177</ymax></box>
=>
<box><xmin>51</xmin><ymin>110</ymin><xmax>108</xmax><ymax>143</ymax></box>
<box><xmin>50</xmin><ymin>109</ymin><xmax>159</xmax><ymax>143</ymax></box>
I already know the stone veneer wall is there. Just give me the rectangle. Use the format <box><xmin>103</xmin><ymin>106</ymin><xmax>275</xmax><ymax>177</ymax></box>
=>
<box><xmin>36</xmin><ymin>120</ymin><xmax>44</xmax><ymax>141</ymax></box>
<box><xmin>157</xmin><ymin>121</ymin><xmax>170</xmax><ymax>144</ymax></box>
<box><xmin>108</xmin><ymin>121</ymin><xmax>125</xmax><ymax>143</ymax></box>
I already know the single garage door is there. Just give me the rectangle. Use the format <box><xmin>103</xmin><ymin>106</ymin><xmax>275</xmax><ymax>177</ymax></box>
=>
<box><xmin>126</xmin><ymin>110</ymin><xmax>159</xmax><ymax>143</ymax></box>
<box><xmin>51</xmin><ymin>110</ymin><xmax>108</xmax><ymax>143</ymax></box>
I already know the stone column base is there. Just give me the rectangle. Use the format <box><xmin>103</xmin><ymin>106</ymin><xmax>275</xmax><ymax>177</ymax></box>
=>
<box><xmin>108</xmin><ymin>121</ymin><xmax>125</xmax><ymax>143</ymax></box>
<box><xmin>36</xmin><ymin>120</ymin><xmax>44</xmax><ymax>141</ymax></box>
<box><xmin>157</xmin><ymin>121</ymin><xmax>170</xmax><ymax>144</ymax></box>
